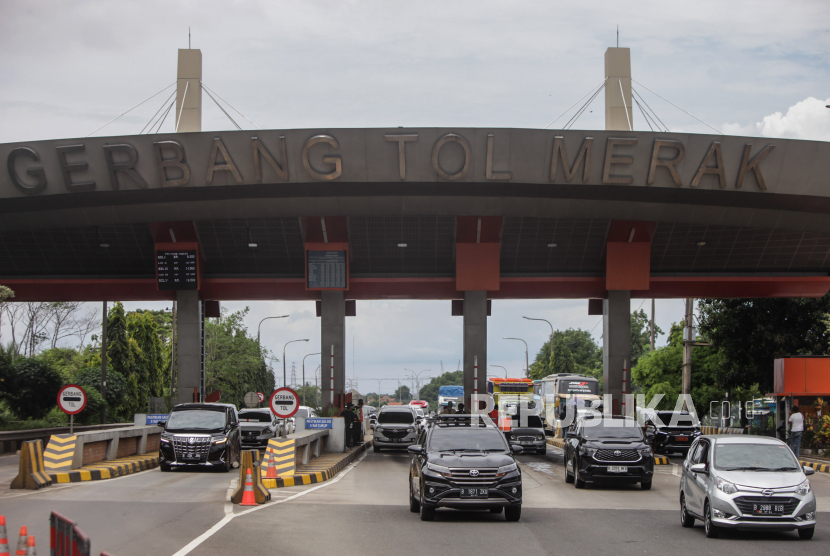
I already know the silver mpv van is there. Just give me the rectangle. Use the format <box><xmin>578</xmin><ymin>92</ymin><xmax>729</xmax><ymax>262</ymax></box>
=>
<box><xmin>679</xmin><ymin>435</ymin><xmax>817</xmax><ymax>539</ymax></box>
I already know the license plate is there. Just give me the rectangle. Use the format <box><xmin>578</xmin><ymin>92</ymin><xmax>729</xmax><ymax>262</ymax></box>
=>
<box><xmin>675</xmin><ymin>436</ymin><xmax>689</xmax><ymax>442</ymax></box>
<box><xmin>460</xmin><ymin>488</ymin><xmax>489</xmax><ymax>498</ymax></box>
<box><xmin>753</xmin><ymin>504</ymin><xmax>784</xmax><ymax>515</ymax></box>
<box><xmin>607</xmin><ymin>466</ymin><xmax>628</xmax><ymax>473</ymax></box>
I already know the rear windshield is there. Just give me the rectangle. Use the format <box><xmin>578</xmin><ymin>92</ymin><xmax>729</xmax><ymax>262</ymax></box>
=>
<box><xmin>714</xmin><ymin>443</ymin><xmax>800</xmax><ymax>471</ymax></box>
<box><xmin>429</xmin><ymin>428</ymin><xmax>507</xmax><ymax>452</ymax></box>
<box><xmin>378</xmin><ymin>410</ymin><xmax>414</xmax><ymax>424</ymax></box>
<box><xmin>239</xmin><ymin>412</ymin><xmax>272</xmax><ymax>423</ymax></box>
<box><xmin>167</xmin><ymin>409</ymin><xmax>226</xmax><ymax>430</ymax></box>
<box><xmin>581</xmin><ymin>420</ymin><xmax>644</xmax><ymax>440</ymax></box>
<box><xmin>656</xmin><ymin>412</ymin><xmax>698</xmax><ymax>427</ymax></box>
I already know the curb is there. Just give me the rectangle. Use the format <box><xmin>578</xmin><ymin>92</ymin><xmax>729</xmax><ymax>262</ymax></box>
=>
<box><xmin>800</xmin><ymin>460</ymin><xmax>830</xmax><ymax>474</ymax></box>
<box><xmin>547</xmin><ymin>438</ymin><xmax>671</xmax><ymax>465</ymax></box>
<box><xmin>264</xmin><ymin>440</ymin><xmax>371</xmax><ymax>488</ymax></box>
<box><xmin>50</xmin><ymin>453</ymin><xmax>159</xmax><ymax>483</ymax></box>
<box><xmin>546</xmin><ymin>438</ymin><xmax>565</xmax><ymax>449</ymax></box>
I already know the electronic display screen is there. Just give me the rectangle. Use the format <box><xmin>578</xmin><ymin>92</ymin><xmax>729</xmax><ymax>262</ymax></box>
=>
<box><xmin>307</xmin><ymin>250</ymin><xmax>347</xmax><ymax>289</ymax></box>
<box><xmin>156</xmin><ymin>250</ymin><xmax>198</xmax><ymax>290</ymax></box>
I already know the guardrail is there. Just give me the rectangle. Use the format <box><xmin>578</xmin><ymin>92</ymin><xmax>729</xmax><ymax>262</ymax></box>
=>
<box><xmin>0</xmin><ymin>424</ymin><xmax>127</xmax><ymax>455</ymax></box>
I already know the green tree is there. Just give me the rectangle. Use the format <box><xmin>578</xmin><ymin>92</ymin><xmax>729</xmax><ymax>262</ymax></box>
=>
<box><xmin>126</xmin><ymin>311</ymin><xmax>166</xmax><ymax>399</ymax></box>
<box><xmin>394</xmin><ymin>385</ymin><xmax>411</xmax><ymax>402</ymax></box>
<box><xmin>3</xmin><ymin>358</ymin><xmax>63</xmax><ymax>420</ymax></box>
<box><xmin>419</xmin><ymin>370</ymin><xmax>464</xmax><ymax>406</ymax></box>
<box><xmin>631</xmin><ymin>308</ymin><xmax>663</xmax><ymax>369</ymax></box>
<box><xmin>37</xmin><ymin>347</ymin><xmax>84</xmax><ymax>384</ymax></box>
<box><xmin>528</xmin><ymin>329</ymin><xmax>602</xmax><ymax>381</ymax></box>
<box><xmin>75</xmin><ymin>366</ymin><xmax>130</xmax><ymax>422</ymax></box>
<box><xmin>698</xmin><ymin>297</ymin><xmax>830</xmax><ymax>393</ymax></box>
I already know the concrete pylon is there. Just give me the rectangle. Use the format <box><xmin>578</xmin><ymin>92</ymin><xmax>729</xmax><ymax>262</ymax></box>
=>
<box><xmin>604</xmin><ymin>47</ymin><xmax>633</xmax><ymax>131</ymax></box>
<box><xmin>176</xmin><ymin>49</ymin><xmax>202</xmax><ymax>133</ymax></box>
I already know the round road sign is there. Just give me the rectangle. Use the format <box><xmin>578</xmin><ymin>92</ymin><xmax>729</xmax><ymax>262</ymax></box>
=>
<box><xmin>269</xmin><ymin>387</ymin><xmax>299</xmax><ymax>419</ymax></box>
<box><xmin>257</xmin><ymin>391</ymin><xmax>265</xmax><ymax>403</ymax></box>
<box><xmin>243</xmin><ymin>391</ymin><xmax>259</xmax><ymax>407</ymax></box>
<box><xmin>57</xmin><ymin>384</ymin><xmax>87</xmax><ymax>415</ymax></box>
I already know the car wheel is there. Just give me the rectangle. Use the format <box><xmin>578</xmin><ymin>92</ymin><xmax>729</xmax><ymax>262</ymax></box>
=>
<box><xmin>704</xmin><ymin>502</ymin><xmax>720</xmax><ymax>538</ymax></box>
<box><xmin>160</xmin><ymin>462</ymin><xmax>171</xmax><ymax>472</ymax></box>
<box><xmin>680</xmin><ymin>494</ymin><xmax>695</xmax><ymax>527</ymax></box>
<box><xmin>373</xmin><ymin>446</ymin><xmax>380</xmax><ymax>453</ymax></box>
<box><xmin>489</xmin><ymin>507</ymin><xmax>503</xmax><ymax>514</ymax></box>
<box><xmin>574</xmin><ymin>458</ymin><xmax>585</xmax><ymax>489</ymax></box>
<box><xmin>641</xmin><ymin>480</ymin><xmax>652</xmax><ymax>490</ymax></box>
<box><xmin>798</xmin><ymin>527</ymin><xmax>815</xmax><ymax>540</ymax></box>
<box><xmin>504</xmin><ymin>505</ymin><xmax>522</xmax><ymax>522</ymax></box>
<box><xmin>419</xmin><ymin>491</ymin><xmax>435</xmax><ymax>521</ymax></box>
<box><xmin>409</xmin><ymin>480</ymin><xmax>420</xmax><ymax>513</ymax></box>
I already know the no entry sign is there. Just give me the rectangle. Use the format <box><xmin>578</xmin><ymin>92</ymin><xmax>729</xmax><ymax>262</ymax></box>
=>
<box><xmin>57</xmin><ymin>384</ymin><xmax>87</xmax><ymax>415</ymax></box>
<box><xmin>257</xmin><ymin>392</ymin><xmax>265</xmax><ymax>403</ymax></box>
<box><xmin>269</xmin><ymin>387</ymin><xmax>299</xmax><ymax>419</ymax></box>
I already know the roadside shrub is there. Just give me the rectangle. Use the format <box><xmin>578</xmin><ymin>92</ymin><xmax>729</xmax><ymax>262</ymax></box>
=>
<box><xmin>4</xmin><ymin>358</ymin><xmax>63</xmax><ymax>420</ymax></box>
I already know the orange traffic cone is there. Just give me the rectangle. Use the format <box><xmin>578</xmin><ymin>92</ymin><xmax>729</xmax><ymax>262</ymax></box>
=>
<box><xmin>239</xmin><ymin>468</ymin><xmax>258</xmax><ymax>506</ymax></box>
<box><xmin>24</xmin><ymin>536</ymin><xmax>34</xmax><ymax>556</ymax></box>
<box><xmin>0</xmin><ymin>516</ymin><xmax>10</xmax><ymax>556</ymax></box>
<box><xmin>14</xmin><ymin>527</ymin><xmax>26</xmax><ymax>556</ymax></box>
<box><xmin>264</xmin><ymin>449</ymin><xmax>279</xmax><ymax>479</ymax></box>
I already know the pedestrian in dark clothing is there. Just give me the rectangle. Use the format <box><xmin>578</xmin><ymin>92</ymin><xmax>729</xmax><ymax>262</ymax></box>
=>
<box><xmin>341</xmin><ymin>403</ymin><xmax>356</xmax><ymax>448</ymax></box>
<box><xmin>353</xmin><ymin>399</ymin><xmax>365</xmax><ymax>446</ymax></box>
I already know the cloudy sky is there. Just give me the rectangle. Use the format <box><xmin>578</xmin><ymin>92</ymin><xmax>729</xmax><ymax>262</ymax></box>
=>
<box><xmin>2</xmin><ymin>1</ymin><xmax>829</xmax><ymax>394</ymax></box>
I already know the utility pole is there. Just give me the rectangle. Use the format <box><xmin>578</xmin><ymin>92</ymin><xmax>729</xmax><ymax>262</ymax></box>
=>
<box><xmin>100</xmin><ymin>301</ymin><xmax>107</xmax><ymax>424</ymax></box>
<box><xmin>682</xmin><ymin>298</ymin><xmax>694</xmax><ymax>398</ymax></box>
<box><xmin>650</xmin><ymin>299</ymin><xmax>655</xmax><ymax>352</ymax></box>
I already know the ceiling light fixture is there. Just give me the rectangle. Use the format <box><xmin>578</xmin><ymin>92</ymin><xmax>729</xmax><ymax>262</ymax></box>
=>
<box><xmin>99</xmin><ymin>243</ymin><xmax>110</xmax><ymax>248</ymax></box>
<box><xmin>247</xmin><ymin>227</ymin><xmax>257</xmax><ymax>248</ymax></box>
<box><xmin>398</xmin><ymin>242</ymin><xmax>408</xmax><ymax>248</ymax></box>
<box><xmin>696</xmin><ymin>241</ymin><xmax>707</xmax><ymax>247</ymax></box>
<box><xmin>547</xmin><ymin>243</ymin><xmax>558</xmax><ymax>248</ymax></box>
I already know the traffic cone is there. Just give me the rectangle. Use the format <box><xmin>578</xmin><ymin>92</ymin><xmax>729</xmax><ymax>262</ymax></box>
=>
<box><xmin>24</xmin><ymin>537</ymin><xmax>34</xmax><ymax>556</ymax></box>
<box><xmin>264</xmin><ymin>449</ymin><xmax>279</xmax><ymax>479</ymax></box>
<box><xmin>0</xmin><ymin>516</ymin><xmax>10</xmax><ymax>556</ymax></box>
<box><xmin>14</xmin><ymin>527</ymin><xmax>26</xmax><ymax>556</ymax></box>
<box><xmin>239</xmin><ymin>468</ymin><xmax>258</xmax><ymax>506</ymax></box>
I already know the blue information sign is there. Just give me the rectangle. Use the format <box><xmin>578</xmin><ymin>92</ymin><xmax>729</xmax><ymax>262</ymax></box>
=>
<box><xmin>306</xmin><ymin>418</ymin><xmax>333</xmax><ymax>429</ymax></box>
<box><xmin>146</xmin><ymin>414</ymin><xmax>169</xmax><ymax>425</ymax></box>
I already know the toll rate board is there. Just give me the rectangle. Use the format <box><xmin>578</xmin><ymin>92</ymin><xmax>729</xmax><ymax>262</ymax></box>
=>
<box><xmin>156</xmin><ymin>250</ymin><xmax>198</xmax><ymax>290</ymax></box>
<box><xmin>307</xmin><ymin>250</ymin><xmax>347</xmax><ymax>289</ymax></box>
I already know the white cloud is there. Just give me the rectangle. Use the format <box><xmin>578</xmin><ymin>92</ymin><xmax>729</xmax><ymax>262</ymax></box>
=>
<box><xmin>723</xmin><ymin>97</ymin><xmax>830</xmax><ymax>141</ymax></box>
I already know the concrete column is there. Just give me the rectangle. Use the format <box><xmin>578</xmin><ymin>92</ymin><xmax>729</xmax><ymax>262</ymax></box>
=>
<box><xmin>320</xmin><ymin>290</ymin><xmax>346</xmax><ymax>405</ymax></box>
<box><xmin>602</xmin><ymin>290</ymin><xmax>631</xmax><ymax>415</ymax></box>
<box><xmin>176</xmin><ymin>49</ymin><xmax>202</xmax><ymax>133</ymax></box>
<box><xmin>604</xmin><ymin>47</ymin><xmax>633</xmax><ymax>131</ymax></box>
<box><xmin>463</xmin><ymin>291</ymin><xmax>488</xmax><ymax>409</ymax></box>
<box><xmin>176</xmin><ymin>290</ymin><xmax>203</xmax><ymax>404</ymax></box>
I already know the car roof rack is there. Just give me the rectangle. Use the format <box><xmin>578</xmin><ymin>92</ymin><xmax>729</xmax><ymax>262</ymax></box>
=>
<box><xmin>426</xmin><ymin>414</ymin><xmax>494</xmax><ymax>428</ymax></box>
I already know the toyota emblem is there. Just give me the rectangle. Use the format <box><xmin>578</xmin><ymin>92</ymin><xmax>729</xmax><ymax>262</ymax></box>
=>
<box><xmin>763</xmin><ymin>489</ymin><xmax>774</xmax><ymax>497</ymax></box>
<box><xmin>469</xmin><ymin>470</ymin><xmax>480</xmax><ymax>477</ymax></box>
<box><xmin>189</xmin><ymin>437</ymin><xmax>196</xmax><ymax>445</ymax></box>
<box><xmin>614</xmin><ymin>450</ymin><xmax>622</xmax><ymax>457</ymax></box>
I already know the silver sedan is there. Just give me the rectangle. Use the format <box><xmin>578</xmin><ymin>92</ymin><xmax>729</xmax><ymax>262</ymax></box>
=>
<box><xmin>679</xmin><ymin>435</ymin><xmax>817</xmax><ymax>539</ymax></box>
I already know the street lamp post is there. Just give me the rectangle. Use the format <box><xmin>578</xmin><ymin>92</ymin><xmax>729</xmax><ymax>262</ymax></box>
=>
<box><xmin>490</xmin><ymin>365</ymin><xmax>508</xmax><ymax>379</ymax></box>
<box><xmin>283</xmin><ymin>339</ymin><xmax>309</xmax><ymax>389</ymax></box>
<box><xmin>523</xmin><ymin>316</ymin><xmax>554</xmax><ymax>369</ymax></box>
<box><xmin>257</xmin><ymin>315</ymin><xmax>289</xmax><ymax>346</ymax></box>
<box><xmin>302</xmin><ymin>352</ymin><xmax>321</xmax><ymax>407</ymax></box>
<box><xmin>403</xmin><ymin>369</ymin><xmax>432</xmax><ymax>401</ymax></box>
<box><xmin>503</xmin><ymin>337</ymin><xmax>528</xmax><ymax>376</ymax></box>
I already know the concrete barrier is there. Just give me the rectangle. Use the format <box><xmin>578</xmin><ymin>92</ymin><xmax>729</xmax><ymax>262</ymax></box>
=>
<box><xmin>10</xmin><ymin>440</ymin><xmax>52</xmax><ymax>490</ymax></box>
<box><xmin>44</xmin><ymin>425</ymin><xmax>159</xmax><ymax>471</ymax></box>
<box><xmin>701</xmin><ymin>426</ymin><xmax>745</xmax><ymax>435</ymax></box>
<box><xmin>325</xmin><ymin>417</ymin><xmax>346</xmax><ymax>453</ymax></box>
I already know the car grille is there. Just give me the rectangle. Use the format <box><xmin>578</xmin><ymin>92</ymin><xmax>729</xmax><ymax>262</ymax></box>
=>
<box><xmin>516</xmin><ymin>436</ymin><xmax>537</xmax><ymax>443</ymax></box>
<box><xmin>173</xmin><ymin>436</ymin><xmax>211</xmax><ymax>462</ymax></box>
<box><xmin>449</xmin><ymin>468</ymin><xmax>499</xmax><ymax>486</ymax></box>
<box><xmin>379</xmin><ymin>428</ymin><xmax>409</xmax><ymax>439</ymax></box>
<box><xmin>733</xmin><ymin>496</ymin><xmax>799</xmax><ymax>516</ymax></box>
<box><xmin>594</xmin><ymin>449</ymin><xmax>641</xmax><ymax>463</ymax></box>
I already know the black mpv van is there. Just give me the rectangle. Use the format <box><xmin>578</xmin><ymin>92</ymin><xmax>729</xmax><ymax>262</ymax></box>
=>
<box><xmin>158</xmin><ymin>403</ymin><xmax>242</xmax><ymax>472</ymax></box>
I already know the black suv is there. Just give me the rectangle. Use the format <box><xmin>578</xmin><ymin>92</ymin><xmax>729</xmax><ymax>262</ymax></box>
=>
<box><xmin>158</xmin><ymin>403</ymin><xmax>242</xmax><ymax>472</ymax></box>
<box><xmin>408</xmin><ymin>415</ymin><xmax>524</xmax><ymax>522</ymax></box>
<box><xmin>503</xmin><ymin>413</ymin><xmax>547</xmax><ymax>455</ymax></box>
<box><xmin>564</xmin><ymin>415</ymin><xmax>654</xmax><ymax>489</ymax></box>
<box><xmin>641</xmin><ymin>410</ymin><xmax>701</xmax><ymax>456</ymax></box>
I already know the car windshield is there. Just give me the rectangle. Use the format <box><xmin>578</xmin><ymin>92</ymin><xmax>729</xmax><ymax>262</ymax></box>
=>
<box><xmin>581</xmin><ymin>420</ymin><xmax>644</xmax><ymax>440</ymax></box>
<box><xmin>511</xmin><ymin>415</ymin><xmax>544</xmax><ymax>428</ymax></box>
<box><xmin>378</xmin><ymin>411</ymin><xmax>414</xmax><ymax>424</ymax></box>
<box><xmin>166</xmin><ymin>410</ymin><xmax>226</xmax><ymax>430</ymax></box>
<box><xmin>714</xmin><ymin>443</ymin><xmax>800</xmax><ymax>471</ymax></box>
<box><xmin>655</xmin><ymin>412</ymin><xmax>698</xmax><ymax>427</ymax></box>
<box><xmin>429</xmin><ymin>429</ymin><xmax>507</xmax><ymax>452</ymax></box>
<box><xmin>239</xmin><ymin>411</ymin><xmax>271</xmax><ymax>423</ymax></box>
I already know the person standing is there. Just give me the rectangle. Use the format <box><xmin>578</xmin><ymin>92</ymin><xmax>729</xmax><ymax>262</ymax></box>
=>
<box><xmin>354</xmin><ymin>399</ymin><xmax>365</xmax><ymax>446</ymax></box>
<box><xmin>341</xmin><ymin>403</ymin><xmax>356</xmax><ymax>449</ymax></box>
<box><xmin>441</xmin><ymin>401</ymin><xmax>456</xmax><ymax>415</ymax></box>
<box><xmin>788</xmin><ymin>406</ymin><xmax>804</xmax><ymax>457</ymax></box>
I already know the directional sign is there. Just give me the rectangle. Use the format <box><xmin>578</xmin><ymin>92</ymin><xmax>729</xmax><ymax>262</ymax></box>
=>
<box><xmin>257</xmin><ymin>392</ymin><xmax>265</xmax><ymax>403</ymax></box>
<box><xmin>57</xmin><ymin>384</ymin><xmax>87</xmax><ymax>415</ymax></box>
<box><xmin>269</xmin><ymin>387</ymin><xmax>299</xmax><ymax>419</ymax></box>
<box><xmin>244</xmin><ymin>392</ymin><xmax>259</xmax><ymax>408</ymax></box>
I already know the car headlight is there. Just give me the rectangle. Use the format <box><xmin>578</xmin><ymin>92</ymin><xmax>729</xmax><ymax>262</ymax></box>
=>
<box><xmin>716</xmin><ymin>478</ymin><xmax>738</xmax><ymax>494</ymax></box>
<box><xmin>796</xmin><ymin>480</ymin><xmax>811</xmax><ymax>496</ymax></box>
<box><xmin>536</xmin><ymin>435</ymin><xmax>544</xmax><ymax>441</ymax></box>
<box><xmin>407</xmin><ymin>427</ymin><xmax>415</xmax><ymax>433</ymax></box>
<box><xmin>496</xmin><ymin>463</ymin><xmax>518</xmax><ymax>477</ymax></box>
<box><xmin>426</xmin><ymin>462</ymin><xmax>452</xmax><ymax>477</ymax></box>
<box><xmin>580</xmin><ymin>447</ymin><xmax>597</xmax><ymax>457</ymax></box>
<box><xmin>638</xmin><ymin>448</ymin><xmax>652</xmax><ymax>457</ymax></box>
<box><xmin>212</xmin><ymin>436</ymin><xmax>227</xmax><ymax>444</ymax></box>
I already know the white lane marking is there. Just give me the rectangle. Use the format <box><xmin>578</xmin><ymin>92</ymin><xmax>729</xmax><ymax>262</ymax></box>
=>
<box><xmin>672</xmin><ymin>464</ymin><xmax>681</xmax><ymax>477</ymax></box>
<box><xmin>172</xmin><ymin>451</ymin><xmax>369</xmax><ymax>556</ymax></box>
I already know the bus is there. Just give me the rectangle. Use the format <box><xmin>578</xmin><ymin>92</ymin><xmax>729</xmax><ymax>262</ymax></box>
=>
<box><xmin>488</xmin><ymin>378</ymin><xmax>535</xmax><ymax>415</ymax></box>
<box><xmin>534</xmin><ymin>373</ymin><xmax>600</xmax><ymax>436</ymax></box>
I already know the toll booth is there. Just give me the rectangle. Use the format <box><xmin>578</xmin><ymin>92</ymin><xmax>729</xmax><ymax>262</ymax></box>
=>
<box><xmin>772</xmin><ymin>357</ymin><xmax>830</xmax><ymax>440</ymax></box>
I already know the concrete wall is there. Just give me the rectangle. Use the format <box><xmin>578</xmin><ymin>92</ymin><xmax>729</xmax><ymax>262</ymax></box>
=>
<box><xmin>72</xmin><ymin>426</ymin><xmax>160</xmax><ymax>469</ymax></box>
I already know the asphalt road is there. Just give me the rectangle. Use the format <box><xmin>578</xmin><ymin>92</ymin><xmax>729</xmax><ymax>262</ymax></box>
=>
<box><xmin>0</xmin><ymin>447</ymin><xmax>828</xmax><ymax>555</ymax></box>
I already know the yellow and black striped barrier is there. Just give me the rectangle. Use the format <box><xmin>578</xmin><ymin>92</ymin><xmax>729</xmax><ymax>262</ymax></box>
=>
<box><xmin>701</xmin><ymin>426</ymin><xmax>745</xmax><ymax>435</ymax></box>
<box><xmin>654</xmin><ymin>456</ymin><xmax>670</xmax><ymax>465</ymax></box>
<box><xmin>43</xmin><ymin>434</ymin><xmax>76</xmax><ymax>473</ymax></box>
<box><xmin>267</xmin><ymin>440</ymin><xmax>370</xmax><ymax>488</ymax></box>
<box><xmin>262</xmin><ymin>438</ymin><xmax>296</xmax><ymax>477</ymax></box>
<box><xmin>800</xmin><ymin>460</ymin><xmax>830</xmax><ymax>474</ymax></box>
<box><xmin>11</xmin><ymin>440</ymin><xmax>52</xmax><ymax>490</ymax></box>
<box><xmin>50</xmin><ymin>453</ymin><xmax>159</xmax><ymax>483</ymax></box>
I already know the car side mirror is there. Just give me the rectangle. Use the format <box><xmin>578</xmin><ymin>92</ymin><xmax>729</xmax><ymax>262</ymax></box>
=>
<box><xmin>157</xmin><ymin>420</ymin><xmax>167</xmax><ymax>427</ymax></box>
<box><xmin>690</xmin><ymin>463</ymin><xmax>707</xmax><ymax>473</ymax></box>
<box><xmin>510</xmin><ymin>444</ymin><xmax>524</xmax><ymax>455</ymax></box>
<box><xmin>407</xmin><ymin>445</ymin><xmax>423</xmax><ymax>455</ymax></box>
<box><xmin>230</xmin><ymin>422</ymin><xmax>239</xmax><ymax>429</ymax></box>
<box><xmin>803</xmin><ymin>466</ymin><xmax>815</xmax><ymax>476</ymax></box>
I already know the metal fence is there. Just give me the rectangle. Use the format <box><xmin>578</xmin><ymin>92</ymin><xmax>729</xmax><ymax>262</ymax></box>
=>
<box><xmin>49</xmin><ymin>512</ymin><xmax>93</xmax><ymax>556</ymax></box>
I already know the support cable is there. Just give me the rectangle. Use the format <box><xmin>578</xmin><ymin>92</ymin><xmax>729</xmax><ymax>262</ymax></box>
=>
<box><xmin>85</xmin><ymin>82</ymin><xmax>176</xmax><ymax>137</ymax></box>
<box><xmin>153</xmin><ymin>99</ymin><xmax>176</xmax><ymax>134</ymax></box>
<box><xmin>632</xmin><ymin>78</ymin><xmax>723</xmax><ymax>135</ymax></box>
<box><xmin>140</xmin><ymin>90</ymin><xmax>176</xmax><ymax>134</ymax></box>
<box><xmin>563</xmin><ymin>82</ymin><xmax>605</xmax><ymax>130</ymax></box>
<box><xmin>201</xmin><ymin>84</ymin><xmax>242</xmax><ymax>130</ymax></box>
<box><xmin>543</xmin><ymin>78</ymin><xmax>607</xmax><ymax>129</ymax></box>
<box><xmin>174</xmin><ymin>81</ymin><xmax>189</xmax><ymax>132</ymax></box>
<box><xmin>632</xmin><ymin>87</ymin><xmax>669</xmax><ymax>132</ymax></box>
<box><xmin>619</xmin><ymin>78</ymin><xmax>632</xmax><ymax>131</ymax></box>
<box><xmin>201</xmin><ymin>81</ymin><xmax>261</xmax><ymax>129</ymax></box>
<box><xmin>633</xmin><ymin>96</ymin><xmax>654</xmax><ymax>132</ymax></box>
